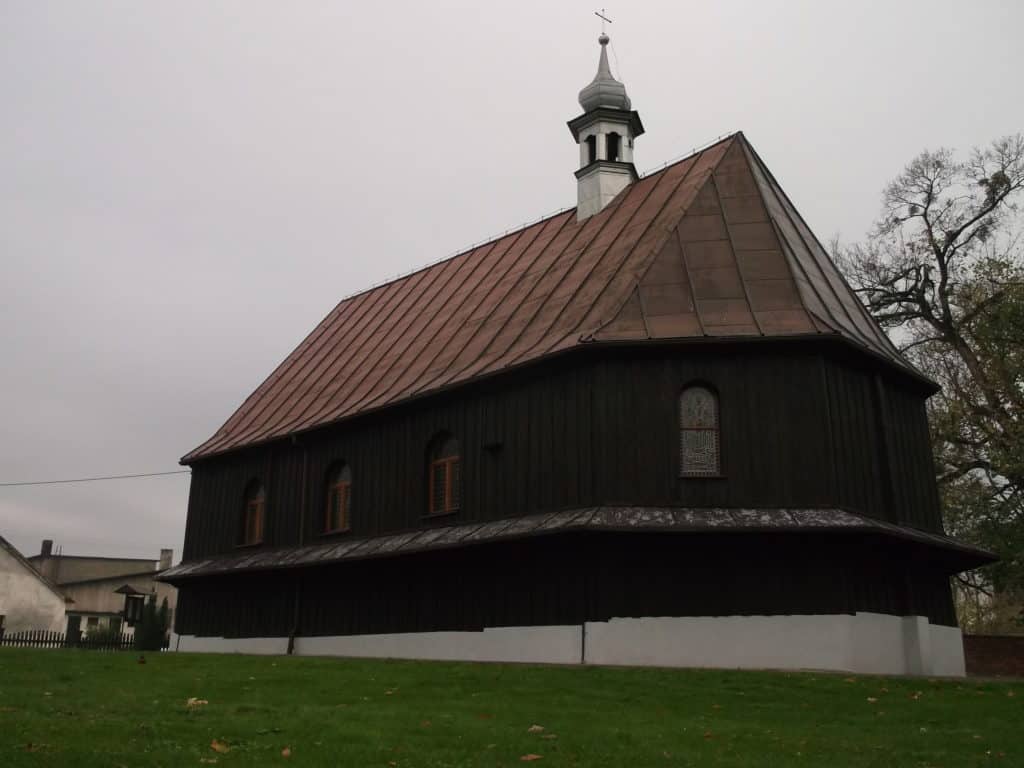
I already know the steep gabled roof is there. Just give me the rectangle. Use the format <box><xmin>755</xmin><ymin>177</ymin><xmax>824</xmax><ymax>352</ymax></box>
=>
<box><xmin>184</xmin><ymin>133</ymin><xmax>913</xmax><ymax>462</ymax></box>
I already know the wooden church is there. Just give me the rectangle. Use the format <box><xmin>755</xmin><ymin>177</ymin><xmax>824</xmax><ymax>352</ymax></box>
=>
<box><xmin>160</xmin><ymin>34</ymin><xmax>993</xmax><ymax>674</ymax></box>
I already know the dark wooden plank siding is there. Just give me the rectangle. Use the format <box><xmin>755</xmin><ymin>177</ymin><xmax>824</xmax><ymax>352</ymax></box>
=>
<box><xmin>182</xmin><ymin>342</ymin><xmax>944</xmax><ymax>564</ymax></box>
<box><xmin>174</xmin><ymin>532</ymin><xmax>957</xmax><ymax>638</ymax></box>
<box><xmin>885</xmin><ymin>382</ymin><xmax>945</xmax><ymax>531</ymax></box>
<box><xmin>824</xmin><ymin>361</ymin><xmax>889</xmax><ymax>522</ymax></box>
<box><xmin>175</xmin><ymin>572</ymin><xmax>295</xmax><ymax>638</ymax></box>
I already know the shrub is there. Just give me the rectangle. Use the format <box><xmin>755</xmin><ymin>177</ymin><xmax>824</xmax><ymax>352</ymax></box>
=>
<box><xmin>133</xmin><ymin>596</ymin><xmax>170</xmax><ymax>651</ymax></box>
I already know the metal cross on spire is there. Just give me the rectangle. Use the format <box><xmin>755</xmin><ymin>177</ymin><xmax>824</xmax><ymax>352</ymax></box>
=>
<box><xmin>594</xmin><ymin>8</ymin><xmax>612</xmax><ymax>34</ymax></box>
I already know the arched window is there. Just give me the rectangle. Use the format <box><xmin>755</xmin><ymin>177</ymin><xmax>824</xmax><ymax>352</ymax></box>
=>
<box><xmin>679</xmin><ymin>386</ymin><xmax>720</xmax><ymax>477</ymax></box>
<box><xmin>585</xmin><ymin>135</ymin><xmax>597</xmax><ymax>164</ymax></box>
<box><xmin>428</xmin><ymin>434</ymin><xmax>461</xmax><ymax>515</ymax></box>
<box><xmin>240</xmin><ymin>480</ymin><xmax>265</xmax><ymax>545</ymax></box>
<box><xmin>607</xmin><ymin>132</ymin><xmax>621</xmax><ymax>162</ymax></box>
<box><xmin>325</xmin><ymin>464</ymin><xmax>352</xmax><ymax>533</ymax></box>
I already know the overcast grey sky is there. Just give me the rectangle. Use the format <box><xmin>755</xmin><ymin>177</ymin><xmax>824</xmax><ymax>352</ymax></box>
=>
<box><xmin>2</xmin><ymin>1</ymin><xmax>1023</xmax><ymax>561</ymax></box>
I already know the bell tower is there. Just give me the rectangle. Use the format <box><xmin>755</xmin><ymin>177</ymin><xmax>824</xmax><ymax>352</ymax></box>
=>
<box><xmin>569</xmin><ymin>33</ymin><xmax>644</xmax><ymax>222</ymax></box>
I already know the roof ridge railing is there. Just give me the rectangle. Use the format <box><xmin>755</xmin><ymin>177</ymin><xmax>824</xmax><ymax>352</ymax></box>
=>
<box><xmin>332</xmin><ymin>131</ymin><xmax>737</xmax><ymax>306</ymax></box>
<box><xmin>638</xmin><ymin>131</ymin><xmax>737</xmax><ymax>178</ymax></box>
<box><xmin>331</xmin><ymin>204</ymin><xmax>576</xmax><ymax>305</ymax></box>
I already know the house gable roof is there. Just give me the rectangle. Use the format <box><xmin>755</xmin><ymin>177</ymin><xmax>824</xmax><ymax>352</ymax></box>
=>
<box><xmin>0</xmin><ymin>535</ymin><xmax>67</xmax><ymax>603</ymax></box>
<box><xmin>184</xmin><ymin>133</ymin><xmax>914</xmax><ymax>463</ymax></box>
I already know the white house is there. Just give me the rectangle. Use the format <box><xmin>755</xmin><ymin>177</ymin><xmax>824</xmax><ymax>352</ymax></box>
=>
<box><xmin>0</xmin><ymin>535</ymin><xmax>67</xmax><ymax>633</ymax></box>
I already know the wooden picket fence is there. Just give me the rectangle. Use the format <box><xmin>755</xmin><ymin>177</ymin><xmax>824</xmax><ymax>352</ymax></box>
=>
<box><xmin>0</xmin><ymin>629</ymin><xmax>143</xmax><ymax>651</ymax></box>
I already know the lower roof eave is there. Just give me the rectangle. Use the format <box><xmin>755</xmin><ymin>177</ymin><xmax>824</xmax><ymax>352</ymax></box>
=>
<box><xmin>157</xmin><ymin>506</ymin><xmax>995</xmax><ymax>584</ymax></box>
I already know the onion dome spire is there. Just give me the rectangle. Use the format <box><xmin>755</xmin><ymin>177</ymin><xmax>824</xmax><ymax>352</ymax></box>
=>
<box><xmin>578</xmin><ymin>34</ymin><xmax>631</xmax><ymax>112</ymax></box>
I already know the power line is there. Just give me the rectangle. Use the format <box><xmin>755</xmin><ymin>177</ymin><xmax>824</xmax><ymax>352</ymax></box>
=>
<box><xmin>0</xmin><ymin>470</ymin><xmax>191</xmax><ymax>488</ymax></box>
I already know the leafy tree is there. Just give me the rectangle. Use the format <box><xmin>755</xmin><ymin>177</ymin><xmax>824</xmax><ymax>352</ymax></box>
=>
<box><xmin>836</xmin><ymin>135</ymin><xmax>1024</xmax><ymax>631</ymax></box>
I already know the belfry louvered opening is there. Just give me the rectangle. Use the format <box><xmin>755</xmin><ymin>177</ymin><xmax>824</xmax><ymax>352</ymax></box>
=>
<box><xmin>679</xmin><ymin>386</ymin><xmax>720</xmax><ymax>477</ymax></box>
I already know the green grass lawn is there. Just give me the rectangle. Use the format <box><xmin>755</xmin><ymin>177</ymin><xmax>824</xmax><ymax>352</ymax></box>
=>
<box><xmin>0</xmin><ymin>649</ymin><xmax>1020</xmax><ymax>767</ymax></box>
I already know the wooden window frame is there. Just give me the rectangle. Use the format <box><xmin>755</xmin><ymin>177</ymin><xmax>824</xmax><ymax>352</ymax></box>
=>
<box><xmin>325</xmin><ymin>478</ymin><xmax>352</xmax><ymax>534</ymax></box>
<box><xmin>239</xmin><ymin>487</ymin><xmax>265</xmax><ymax>547</ymax></box>
<box><xmin>428</xmin><ymin>456</ymin><xmax>460</xmax><ymax>516</ymax></box>
<box><xmin>679</xmin><ymin>386</ymin><xmax>722</xmax><ymax>478</ymax></box>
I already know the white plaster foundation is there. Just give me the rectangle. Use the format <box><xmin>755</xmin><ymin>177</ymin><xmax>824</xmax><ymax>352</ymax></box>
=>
<box><xmin>172</xmin><ymin>612</ymin><xmax>966</xmax><ymax>676</ymax></box>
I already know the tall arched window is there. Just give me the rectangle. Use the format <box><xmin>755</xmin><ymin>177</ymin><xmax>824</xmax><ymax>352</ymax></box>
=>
<box><xmin>325</xmin><ymin>464</ymin><xmax>352</xmax><ymax>533</ymax></box>
<box><xmin>607</xmin><ymin>131</ymin><xmax>621</xmax><ymax>162</ymax></box>
<box><xmin>240</xmin><ymin>480</ymin><xmax>265</xmax><ymax>545</ymax></box>
<box><xmin>585</xmin><ymin>135</ymin><xmax>597</xmax><ymax>164</ymax></box>
<box><xmin>679</xmin><ymin>386</ymin><xmax>720</xmax><ymax>477</ymax></box>
<box><xmin>428</xmin><ymin>434</ymin><xmax>461</xmax><ymax>515</ymax></box>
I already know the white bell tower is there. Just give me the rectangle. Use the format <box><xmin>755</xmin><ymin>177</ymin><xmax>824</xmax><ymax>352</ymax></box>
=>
<box><xmin>568</xmin><ymin>33</ymin><xmax>644</xmax><ymax>222</ymax></box>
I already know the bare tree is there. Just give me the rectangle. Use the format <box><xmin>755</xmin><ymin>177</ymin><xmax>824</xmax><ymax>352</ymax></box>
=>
<box><xmin>837</xmin><ymin>135</ymin><xmax>1024</xmax><ymax>629</ymax></box>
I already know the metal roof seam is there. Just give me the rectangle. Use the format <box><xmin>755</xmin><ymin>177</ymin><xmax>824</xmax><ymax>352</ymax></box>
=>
<box><xmin>337</xmin><ymin>224</ymin><xmax>535</xmax><ymax>419</ymax></box>
<box><xmin>529</xmin><ymin>142</ymin><xmax>724</xmax><ymax>360</ymax></box>
<box><xmin>400</xmin><ymin>211</ymin><xmax>577</xmax><ymax>401</ymax></box>
<box><xmin>488</xmin><ymin>149</ymin><xmax>683</xmax><ymax>371</ymax></box>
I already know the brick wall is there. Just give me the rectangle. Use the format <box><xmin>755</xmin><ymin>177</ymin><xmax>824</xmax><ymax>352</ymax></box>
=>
<box><xmin>963</xmin><ymin>634</ymin><xmax>1024</xmax><ymax>678</ymax></box>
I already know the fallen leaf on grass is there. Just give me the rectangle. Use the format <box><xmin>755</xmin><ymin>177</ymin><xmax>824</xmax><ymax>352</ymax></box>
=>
<box><xmin>528</xmin><ymin>724</ymin><xmax>545</xmax><ymax>733</ymax></box>
<box><xmin>703</xmin><ymin>731</ymin><xmax>714</xmax><ymax>739</ymax></box>
<box><xmin>910</xmin><ymin>691</ymin><xmax>923</xmax><ymax>700</ymax></box>
<box><xmin>1008</xmin><ymin>691</ymin><xmax>1016</xmax><ymax>698</ymax></box>
<box><xmin>520</xmin><ymin>755</ymin><xmax>543</xmax><ymax>762</ymax></box>
<box><xmin>210</xmin><ymin>740</ymin><xmax>230</xmax><ymax>754</ymax></box>
<box><xmin>866</xmin><ymin>697</ymin><xmax>878</xmax><ymax>703</ymax></box>
<box><xmin>187</xmin><ymin>698</ymin><xmax>209</xmax><ymax>711</ymax></box>
<box><xmin>420</xmin><ymin>720</ymin><xmax>431</xmax><ymax>728</ymax></box>
<box><xmin>476</xmin><ymin>713</ymin><xmax>494</xmax><ymax>720</ymax></box>
<box><xmin>843</xmin><ymin>677</ymin><xmax>857</xmax><ymax>683</ymax></box>
<box><xmin>199</xmin><ymin>759</ymin><xmax>217</xmax><ymax>765</ymax></box>
<box><xmin>281</xmin><ymin>747</ymin><xmax>292</xmax><ymax>758</ymax></box>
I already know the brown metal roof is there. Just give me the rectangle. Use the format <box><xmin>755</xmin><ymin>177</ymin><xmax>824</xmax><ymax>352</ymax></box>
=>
<box><xmin>184</xmin><ymin>133</ymin><xmax>912</xmax><ymax>462</ymax></box>
<box><xmin>156</xmin><ymin>506</ymin><xmax>995</xmax><ymax>582</ymax></box>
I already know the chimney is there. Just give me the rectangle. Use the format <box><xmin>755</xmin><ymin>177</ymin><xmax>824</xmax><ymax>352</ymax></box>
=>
<box><xmin>41</xmin><ymin>539</ymin><xmax>53</xmax><ymax>557</ymax></box>
<box><xmin>158</xmin><ymin>548</ymin><xmax>173</xmax><ymax>571</ymax></box>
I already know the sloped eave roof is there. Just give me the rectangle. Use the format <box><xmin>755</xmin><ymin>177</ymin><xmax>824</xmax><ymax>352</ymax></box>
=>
<box><xmin>157</xmin><ymin>506</ymin><xmax>994</xmax><ymax>583</ymax></box>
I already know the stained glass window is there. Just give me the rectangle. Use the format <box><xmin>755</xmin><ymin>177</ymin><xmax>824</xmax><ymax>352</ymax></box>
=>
<box><xmin>680</xmin><ymin>386</ymin><xmax>720</xmax><ymax>476</ymax></box>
